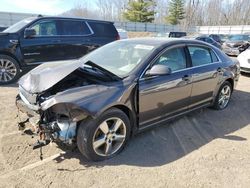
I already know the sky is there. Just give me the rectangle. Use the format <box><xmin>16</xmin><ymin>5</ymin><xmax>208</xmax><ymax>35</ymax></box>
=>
<box><xmin>0</xmin><ymin>0</ymin><xmax>96</xmax><ymax>15</ymax></box>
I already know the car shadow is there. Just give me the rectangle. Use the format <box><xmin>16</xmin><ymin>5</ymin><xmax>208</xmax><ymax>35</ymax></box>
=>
<box><xmin>0</xmin><ymin>83</ymin><xmax>18</xmax><ymax>88</ymax></box>
<box><xmin>241</xmin><ymin>72</ymin><xmax>250</xmax><ymax>77</ymax></box>
<box><xmin>53</xmin><ymin>89</ymin><xmax>250</xmax><ymax>168</ymax></box>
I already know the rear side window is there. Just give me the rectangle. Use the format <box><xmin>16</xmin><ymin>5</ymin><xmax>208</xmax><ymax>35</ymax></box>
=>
<box><xmin>88</xmin><ymin>21</ymin><xmax>117</xmax><ymax>37</ymax></box>
<box><xmin>188</xmin><ymin>46</ymin><xmax>219</xmax><ymax>66</ymax></box>
<box><xmin>31</xmin><ymin>20</ymin><xmax>58</xmax><ymax>36</ymax></box>
<box><xmin>59</xmin><ymin>20</ymin><xmax>91</xmax><ymax>35</ymax></box>
<box><xmin>210</xmin><ymin>50</ymin><xmax>219</xmax><ymax>62</ymax></box>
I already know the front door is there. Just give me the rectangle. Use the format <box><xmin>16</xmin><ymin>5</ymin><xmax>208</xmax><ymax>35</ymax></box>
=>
<box><xmin>20</xmin><ymin>19</ymin><xmax>62</xmax><ymax>65</ymax></box>
<box><xmin>139</xmin><ymin>46</ymin><xmax>192</xmax><ymax>127</ymax></box>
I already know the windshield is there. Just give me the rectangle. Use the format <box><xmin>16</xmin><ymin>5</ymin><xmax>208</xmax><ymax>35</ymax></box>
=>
<box><xmin>3</xmin><ymin>17</ymin><xmax>36</xmax><ymax>33</ymax></box>
<box><xmin>228</xmin><ymin>35</ymin><xmax>250</xmax><ymax>41</ymax></box>
<box><xmin>80</xmin><ymin>40</ymin><xmax>156</xmax><ymax>77</ymax></box>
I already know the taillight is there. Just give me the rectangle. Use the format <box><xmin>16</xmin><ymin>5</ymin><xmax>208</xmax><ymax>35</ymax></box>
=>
<box><xmin>116</xmin><ymin>34</ymin><xmax>120</xmax><ymax>40</ymax></box>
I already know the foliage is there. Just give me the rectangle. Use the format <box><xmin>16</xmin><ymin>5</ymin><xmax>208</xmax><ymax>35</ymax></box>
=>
<box><xmin>123</xmin><ymin>0</ymin><xmax>156</xmax><ymax>23</ymax></box>
<box><xmin>165</xmin><ymin>0</ymin><xmax>185</xmax><ymax>25</ymax></box>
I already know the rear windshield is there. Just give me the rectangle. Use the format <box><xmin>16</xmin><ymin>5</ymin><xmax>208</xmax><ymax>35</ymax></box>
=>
<box><xmin>88</xmin><ymin>21</ymin><xmax>117</xmax><ymax>37</ymax></box>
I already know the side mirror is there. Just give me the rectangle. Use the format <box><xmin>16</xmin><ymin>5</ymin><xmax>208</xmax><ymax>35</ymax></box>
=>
<box><xmin>24</xmin><ymin>28</ymin><xmax>36</xmax><ymax>38</ymax></box>
<box><xmin>146</xmin><ymin>64</ymin><xmax>172</xmax><ymax>76</ymax></box>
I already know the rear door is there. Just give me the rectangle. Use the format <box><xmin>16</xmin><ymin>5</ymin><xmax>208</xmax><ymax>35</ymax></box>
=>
<box><xmin>87</xmin><ymin>21</ymin><xmax>118</xmax><ymax>46</ymax></box>
<box><xmin>187</xmin><ymin>45</ymin><xmax>222</xmax><ymax>108</ymax></box>
<box><xmin>139</xmin><ymin>45</ymin><xmax>193</xmax><ymax>127</ymax></box>
<box><xmin>58</xmin><ymin>19</ymin><xmax>95</xmax><ymax>60</ymax></box>
<box><xmin>20</xmin><ymin>19</ymin><xmax>62</xmax><ymax>65</ymax></box>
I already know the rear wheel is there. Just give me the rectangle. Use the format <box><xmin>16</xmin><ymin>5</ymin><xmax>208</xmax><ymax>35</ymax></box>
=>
<box><xmin>0</xmin><ymin>55</ymin><xmax>20</xmax><ymax>85</ymax></box>
<box><xmin>212</xmin><ymin>81</ymin><xmax>232</xmax><ymax>110</ymax></box>
<box><xmin>77</xmin><ymin>108</ymin><xmax>131</xmax><ymax>161</ymax></box>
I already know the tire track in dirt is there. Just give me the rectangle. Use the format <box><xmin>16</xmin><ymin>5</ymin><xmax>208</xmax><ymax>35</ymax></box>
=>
<box><xmin>0</xmin><ymin>131</ymin><xmax>21</xmax><ymax>176</ymax></box>
<box><xmin>0</xmin><ymin>151</ymin><xmax>66</xmax><ymax>180</ymax></box>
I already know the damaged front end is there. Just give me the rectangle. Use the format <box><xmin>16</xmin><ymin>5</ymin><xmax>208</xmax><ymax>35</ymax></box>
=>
<box><xmin>16</xmin><ymin>90</ymin><xmax>88</xmax><ymax>150</ymax></box>
<box><xmin>15</xmin><ymin>58</ymin><xmax>130</xmax><ymax>160</ymax></box>
<box><xmin>16</xmin><ymin>60</ymin><xmax>93</xmax><ymax>150</ymax></box>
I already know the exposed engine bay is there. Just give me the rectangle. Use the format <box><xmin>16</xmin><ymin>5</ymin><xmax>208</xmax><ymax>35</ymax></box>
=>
<box><xmin>43</xmin><ymin>67</ymin><xmax>113</xmax><ymax>96</ymax></box>
<box><xmin>16</xmin><ymin>66</ymin><xmax>116</xmax><ymax>155</ymax></box>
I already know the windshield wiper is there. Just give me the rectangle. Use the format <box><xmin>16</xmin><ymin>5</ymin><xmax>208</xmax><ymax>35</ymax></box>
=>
<box><xmin>84</xmin><ymin>61</ymin><xmax>121</xmax><ymax>81</ymax></box>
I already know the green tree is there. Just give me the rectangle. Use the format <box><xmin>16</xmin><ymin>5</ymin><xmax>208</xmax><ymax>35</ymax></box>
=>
<box><xmin>166</xmin><ymin>0</ymin><xmax>185</xmax><ymax>25</ymax></box>
<box><xmin>123</xmin><ymin>0</ymin><xmax>156</xmax><ymax>22</ymax></box>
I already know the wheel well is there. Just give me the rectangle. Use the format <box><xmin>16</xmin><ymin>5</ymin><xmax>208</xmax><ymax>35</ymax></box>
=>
<box><xmin>112</xmin><ymin>105</ymin><xmax>137</xmax><ymax>133</ymax></box>
<box><xmin>0</xmin><ymin>51</ymin><xmax>20</xmax><ymax>66</ymax></box>
<box><xmin>226</xmin><ymin>78</ymin><xmax>234</xmax><ymax>90</ymax></box>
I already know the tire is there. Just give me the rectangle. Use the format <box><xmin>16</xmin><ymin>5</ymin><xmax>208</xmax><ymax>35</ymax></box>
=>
<box><xmin>212</xmin><ymin>81</ymin><xmax>232</xmax><ymax>110</ymax></box>
<box><xmin>0</xmin><ymin>55</ymin><xmax>20</xmax><ymax>85</ymax></box>
<box><xmin>77</xmin><ymin>108</ymin><xmax>131</xmax><ymax>161</ymax></box>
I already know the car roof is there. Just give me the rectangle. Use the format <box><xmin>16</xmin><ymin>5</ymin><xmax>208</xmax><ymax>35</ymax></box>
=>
<box><xmin>169</xmin><ymin>31</ymin><xmax>186</xmax><ymax>34</ymax></box>
<box><xmin>229</xmin><ymin>34</ymin><xmax>249</xmax><ymax>36</ymax></box>
<box><xmin>199</xmin><ymin>35</ymin><xmax>209</xmax><ymax>38</ymax></box>
<box><xmin>32</xmin><ymin>16</ymin><xmax>114</xmax><ymax>24</ymax></box>
<box><xmin>121</xmin><ymin>37</ymin><xmax>211</xmax><ymax>47</ymax></box>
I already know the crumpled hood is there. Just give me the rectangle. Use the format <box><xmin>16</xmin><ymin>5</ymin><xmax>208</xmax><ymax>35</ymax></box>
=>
<box><xmin>19</xmin><ymin>59</ymin><xmax>81</xmax><ymax>93</ymax></box>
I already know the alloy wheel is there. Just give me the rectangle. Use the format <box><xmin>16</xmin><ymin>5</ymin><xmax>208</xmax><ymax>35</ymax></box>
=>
<box><xmin>0</xmin><ymin>58</ymin><xmax>17</xmax><ymax>83</ymax></box>
<box><xmin>92</xmin><ymin>117</ymin><xmax>126</xmax><ymax>157</ymax></box>
<box><xmin>218</xmin><ymin>85</ymin><xmax>231</xmax><ymax>109</ymax></box>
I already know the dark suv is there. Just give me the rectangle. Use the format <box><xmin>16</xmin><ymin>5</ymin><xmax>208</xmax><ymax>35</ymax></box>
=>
<box><xmin>169</xmin><ymin>32</ymin><xmax>187</xmax><ymax>38</ymax></box>
<box><xmin>0</xmin><ymin>16</ymin><xmax>119</xmax><ymax>84</ymax></box>
<box><xmin>0</xmin><ymin>26</ymin><xmax>7</xmax><ymax>32</ymax></box>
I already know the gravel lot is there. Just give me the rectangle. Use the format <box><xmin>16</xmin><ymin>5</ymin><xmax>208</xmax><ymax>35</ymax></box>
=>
<box><xmin>0</xmin><ymin>74</ymin><xmax>250</xmax><ymax>188</ymax></box>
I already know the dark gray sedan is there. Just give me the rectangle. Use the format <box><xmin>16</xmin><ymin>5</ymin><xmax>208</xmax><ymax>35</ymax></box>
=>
<box><xmin>16</xmin><ymin>38</ymin><xmax>240</xmax><ymax>161</ymax></box>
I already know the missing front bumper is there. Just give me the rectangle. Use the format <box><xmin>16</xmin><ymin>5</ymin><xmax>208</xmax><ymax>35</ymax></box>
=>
<box><xmin>16</xmin><ymin>96</ymin><xmax>77</xmax><ymax>149</ymax></box>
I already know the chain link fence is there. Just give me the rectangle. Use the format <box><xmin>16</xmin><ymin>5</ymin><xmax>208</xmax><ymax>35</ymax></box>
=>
<box><xmin>1</xmin><ymin>11</ymin><xmax>250</xmax><ymax>34</ymax></box>
<box><xmin>198</xmin><ymin>26</ymin><xmax>250</xmax><ymax>34</ymax></box>
<box><xmin>0</xmin><ymin>11</ymin><xmax>196</xmax><ymax>33</ymax></box>
<box><xmin>114</xmin><ymin>21</ymin><xmax>196</xmax><ymax>33</ymax></box>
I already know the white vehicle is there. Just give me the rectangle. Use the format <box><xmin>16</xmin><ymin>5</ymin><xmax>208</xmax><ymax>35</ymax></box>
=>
<box><xmin>117</xmin><ymin>28</ymin><xmax>128</xmax><ymax>39</ymax></box>
<box><xmin>237</xmin><ymin>49</ymin><xmax>250</xmax><ymax>73</ymax></box>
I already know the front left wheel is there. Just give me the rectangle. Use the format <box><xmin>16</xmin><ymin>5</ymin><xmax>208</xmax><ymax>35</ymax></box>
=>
<box><xmin>0</xmin><ymin>55</ymin><xmax>20</xmax><ymax>85</ymax></box>
<box><xmin>77</xmin><ymin>108</ymin><xmax>131</xmax><ymax>161</ymax></box>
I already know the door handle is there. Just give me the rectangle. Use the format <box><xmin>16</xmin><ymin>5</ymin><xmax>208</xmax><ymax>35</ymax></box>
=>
<box><xmin>9</xmin><ymin>39</ymin><xmax>19</xmax><ymax>44</ymax></box>
<box><xmin>182</xmin><ymin>75</ymin><xmax>191</xmax><ymax>81</ymax></box>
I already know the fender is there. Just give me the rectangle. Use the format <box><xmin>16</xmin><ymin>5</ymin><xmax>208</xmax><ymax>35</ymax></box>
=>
<box><xmin>41</xmin><ymin>82</ymin><xmax>138</xmax><ymax>120</ymax></box>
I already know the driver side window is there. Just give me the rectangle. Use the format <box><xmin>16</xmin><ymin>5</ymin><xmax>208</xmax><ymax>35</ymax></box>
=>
<box><xmin>31</xmin><ymin>20</ymin><xmax>57</xmax><ymax>36</ymax></box>
<box><xmin>154</xmin><ymin>47</ymin><xmax>187</xmax><ymax>72</ymax></box>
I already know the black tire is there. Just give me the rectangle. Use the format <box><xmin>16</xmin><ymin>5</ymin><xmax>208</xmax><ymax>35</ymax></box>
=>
<box><xmin>0</xmin><ymin>55</ymin><xmax>20</xmax><ymax>85</ymax></box>
<box><xmin>77</xmin><ymin>108</ymin><xmax>131</xmax><ymax>161</ymax></box>
<box><xmin>212</xmin><ymin>81</ymin><xmax>232</xmax><ymax>110</ymax></box>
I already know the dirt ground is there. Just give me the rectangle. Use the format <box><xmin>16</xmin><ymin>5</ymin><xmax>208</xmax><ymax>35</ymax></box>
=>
<box><xmin>0</xmin><ymin>74</ymin><xmax>250</xmax><ymax>188</ymax></box>
<box><xmin>128</xmin><ymin>32</ymin><xmax>152</xmax><ymax>38</ymax></box>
